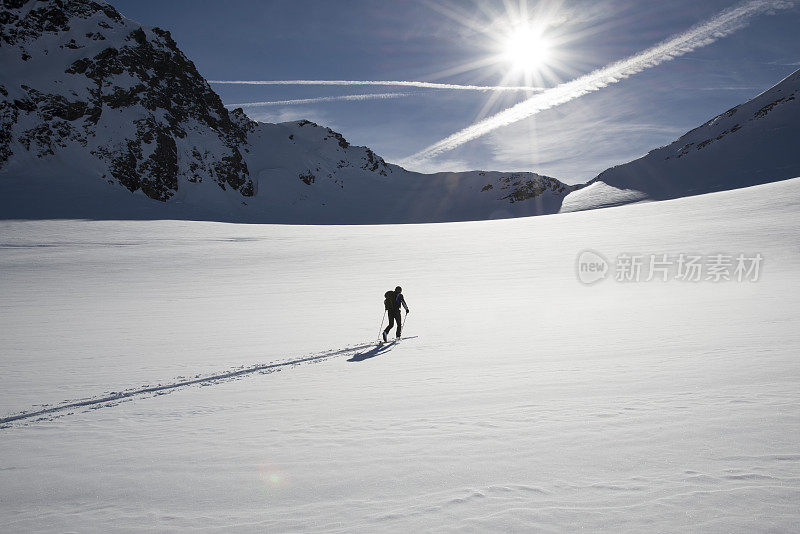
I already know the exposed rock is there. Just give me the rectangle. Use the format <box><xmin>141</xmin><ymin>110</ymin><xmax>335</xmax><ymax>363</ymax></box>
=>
<box><xmin>299</xmin><ymin>171</ymin><xmax>315</xmax><ymax>185</ymax></box>
<box><xmin>1</xmin><ymin>0</ymin><xmax>254</xmax><ymax>201</ymax></box>
<box><xmin>497</xmin><ymin>174</ymin><xmax>571</xmax><ymax>203</ymax></box>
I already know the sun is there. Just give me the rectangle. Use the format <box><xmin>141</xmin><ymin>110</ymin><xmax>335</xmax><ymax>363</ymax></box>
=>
<box><xmin>502</xmin><ymin>25</ymin><xmax>552</xmax><ymax>73</ymax></box>
<box><xmin>421</xmin><ymin>1</ymin><xmax>567</xmax><ymax>88</ymax></box>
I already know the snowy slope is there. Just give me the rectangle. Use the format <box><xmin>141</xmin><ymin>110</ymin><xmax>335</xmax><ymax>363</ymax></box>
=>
<box><xmin>1</xmin><ymin>178</ymin><xmax>798</xmax><ymax>531</ymax></box>
<box><xmin>562</xmin><ymin>67</ymin><xmax>800</xmax><ymax>212</ymax></box>
<box><xmin>0</xmin><ymin>0</ymin><xmax>574</xmax><ymax>223</ymax></box>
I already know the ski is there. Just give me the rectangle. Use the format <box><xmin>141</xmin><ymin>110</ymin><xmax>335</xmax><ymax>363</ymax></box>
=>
<box><xmin>377</xmin><ymin>335</ymin><xmax>416</xmax><ymax>345</ymax></box>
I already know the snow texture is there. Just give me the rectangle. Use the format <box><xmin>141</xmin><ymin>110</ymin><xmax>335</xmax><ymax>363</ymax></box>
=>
<box><xmin>1</xmin><ymin>178</ymin><xmax>799</xmax><ymax>531</ymax></box>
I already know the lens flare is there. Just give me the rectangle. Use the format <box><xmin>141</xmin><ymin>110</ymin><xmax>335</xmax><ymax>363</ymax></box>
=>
<box><xmin>258</xmin><ymin>463</ymin><xmax>287</xmax><ymax>490</ymax></box>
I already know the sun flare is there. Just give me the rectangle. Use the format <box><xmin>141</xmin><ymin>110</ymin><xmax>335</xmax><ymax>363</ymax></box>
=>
<box><xmin>503</xmin><ymin>25</ymin><xmax>551</xmax><ymax>73</ymax></box>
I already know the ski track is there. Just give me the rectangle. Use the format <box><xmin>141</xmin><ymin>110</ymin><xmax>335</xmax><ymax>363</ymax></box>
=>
<box><xmin>0</xmin><ymin>338</ymin><xmax>415</xmax><ymax>427</ymax></box>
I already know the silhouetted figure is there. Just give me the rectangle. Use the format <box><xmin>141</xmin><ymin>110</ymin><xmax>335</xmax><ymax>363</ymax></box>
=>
<box><xmin>383</xmin><ymin>286</ymin><xmax>409</xmax><ymax>342</ymax></box>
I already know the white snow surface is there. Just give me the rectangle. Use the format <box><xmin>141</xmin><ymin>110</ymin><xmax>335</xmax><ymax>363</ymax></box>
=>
<box><xmin>1</xmin><ymin>178</ymin><xmax>799</xmax><ymax>532</ymax></box>
<box><xmin>560</xmin><ymin>181</ymin><xmax>651</xmax><ymax>212</ymax></box>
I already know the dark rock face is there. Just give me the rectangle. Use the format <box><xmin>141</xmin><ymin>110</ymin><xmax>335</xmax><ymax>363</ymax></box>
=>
<box><xmin>0</xmin><ymin>0</ymin><xmax>254</xmax><ymax>201</ymax></box>
<box><xmin>0</xmin><ymin>84</ymin><xmax>18</xmax><ymax>165</ymax></box>
<box><xmin>361</xmin><ymin>147</ymin><xmax>389</xmax><ymax>175</ymax></box>
<box><xmin>324</xmin><ymin>127</ymin><xmax>350</xmax><ymax>149</ymax></box>
<box><xmin>299</xmin><ymin>171</ymin><xmax>315</xmax><ymax>185</ymax></box>
<box><xmin>141</xmin><ymin>129</ymin><xmax>178</xmax><ymax>200</ymax></box>
<box><xmin>213</xmin><ymin>149</ymin><xmax>250</xmax><ymax>192</ymax></box>
<box><xmin>481</xmin><ymin>173</ymin><xmax>575</xmax><ymax>204</ymax></box>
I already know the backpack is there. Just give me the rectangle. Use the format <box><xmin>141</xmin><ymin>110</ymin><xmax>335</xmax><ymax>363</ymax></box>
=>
<box><xmin>384</xmin><ymin>290</ymin><xmax>395</xmax><ymax>311</ymax></box>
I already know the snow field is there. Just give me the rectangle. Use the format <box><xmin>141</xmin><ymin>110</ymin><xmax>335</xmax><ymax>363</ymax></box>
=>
<box><xmin>1</xmin><ymin>178</ymin><xmax>799</xmax><ymax>531</ymax></box>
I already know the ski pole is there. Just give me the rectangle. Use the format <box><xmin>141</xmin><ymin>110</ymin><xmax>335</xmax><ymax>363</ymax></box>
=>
<box><xmin>401</xmin><ymin>310</ymin><xmax>409</xmax><ymax>332</ymax></box>
<box><xmin>378</xmin><ymin>309</ymin><xmax>386</xmax><ymax>340</ymax></box>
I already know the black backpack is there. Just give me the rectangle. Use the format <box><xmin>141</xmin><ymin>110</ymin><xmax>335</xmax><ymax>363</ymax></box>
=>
<box><xmin>384</xmin><ymin>290</ymin><xmax>395</xmax><ymax>310</ymax></box>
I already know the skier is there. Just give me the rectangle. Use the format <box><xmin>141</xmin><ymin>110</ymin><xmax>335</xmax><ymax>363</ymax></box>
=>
<box><xmin>383</xmin><ymin>286</ymin><xmax>409</xmax><ymax>342</ymax></box>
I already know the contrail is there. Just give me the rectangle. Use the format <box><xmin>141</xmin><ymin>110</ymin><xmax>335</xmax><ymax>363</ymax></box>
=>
<box><xmin>211</xmin><ymin>79</ymin><xmax>545</xmax><ymax>91</ymax></box>
<box><xmin>224</xmin><ymin>92</ymin><xmax>413</xmax><ymax>108</ymax></box>
<box><xmin>402</xmin><ymin>0</ymin><xmax>793</xmax><ymax>164</ymax></box>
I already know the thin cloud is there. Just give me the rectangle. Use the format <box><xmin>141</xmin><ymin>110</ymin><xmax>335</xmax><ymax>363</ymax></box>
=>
<box><xmin>211</xmin><ymin>79</ymin><xmax>545</xmax><ymax>91</ymax></box>
<box><xmin>402</xmin><ymin>0</ymin><xmax>794</xmax><ymax>165</ymax></box>
<box><xmin>225</xmin><ymin>93</ymin><xmax>415</xmax><ymax>109</ymax></box>
<box><xmin>224</xmin><ymin>92</ymin><xmax>413</xmax><ymax>108</ymax></box>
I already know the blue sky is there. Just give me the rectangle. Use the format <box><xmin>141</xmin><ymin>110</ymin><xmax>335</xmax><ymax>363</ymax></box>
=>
<box><xmin>110</xmin><ymin>0</ymin><xmax>799</xmax><ymax>183</ymax></box>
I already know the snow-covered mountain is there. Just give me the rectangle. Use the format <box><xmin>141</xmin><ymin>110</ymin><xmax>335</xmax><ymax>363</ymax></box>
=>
<box><xmin>0</xmin><ymin>0</ymin><xmax>575</xmax><ymax>223</ymax></box>
<box><xmin>562</xmin><ymin>67</ymin><xmax>800</xmax><ymax>212</ymax></box>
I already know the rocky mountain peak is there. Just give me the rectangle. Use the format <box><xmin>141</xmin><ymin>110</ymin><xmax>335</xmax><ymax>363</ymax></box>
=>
<box><xmin>1</xmin><ymin>0</ymin><xmax>253</xmax><ymax>200</ymax></box>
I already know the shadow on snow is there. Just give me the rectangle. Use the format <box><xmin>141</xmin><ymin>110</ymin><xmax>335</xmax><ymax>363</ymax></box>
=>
<box><xmin>348</xmin><ymin>341</ymin><xmax>397</xmax><ymax>362</ymax></box>
<box><xmin>348</xmin><ymin>336</ymin><xmax>418</xmax><ymax>363</ymax></box>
